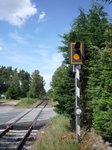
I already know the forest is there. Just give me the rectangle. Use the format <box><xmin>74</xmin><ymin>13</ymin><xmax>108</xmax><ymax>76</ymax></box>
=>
<box><xmin>0</xmin><ymin>66</ymin><xmax>45</xmax><ymax>99</ymax></box>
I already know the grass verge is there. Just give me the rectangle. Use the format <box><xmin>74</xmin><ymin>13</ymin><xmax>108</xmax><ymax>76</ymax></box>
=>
<box><xmin>16</xmin><ymin>97</ymin><xmax>39</xmax><ymax>108</ymax></box>
<box><xmin>33</xmin><ymin>115</ymin><xmax>79</xmax><ymax>150</ymax></box>
<box><xmin>33</xmin><ymin>115</ymin><xmax>110</xmax><ymax>150</ymax></box>
<box><xmin>0</xmin><ymin>99</ymin><xmax>7</xmax><ymax>102</ymax></box>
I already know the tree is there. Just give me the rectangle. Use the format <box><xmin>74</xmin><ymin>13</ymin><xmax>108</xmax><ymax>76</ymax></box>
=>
<box><xmin>90</xmin><ymin>45</ymin><xmax>112</xmax><ymax>142</ymax></box>
<box><xmin>46</xmin><ymin>89</ymin><xmax>53</xmax><ymax>99</ymax></box>
<box><xmin>6</xmin><ymin>71</ymin><xmax>20</xmax><ymax>99</ymax></box>
<box><xmin>52</xmin><ymin>4</ymin><xmax>112</xmax><ymax>142</ymax></box>
<box><xmin>51</xmin><ymin>65</ymin><xmax>75</xmax><ymax>118</ymax></box>
<box><xmin>29</xmin><ymin>70</ymin><xmax>45</xmax><ymax>98</ymax></box>
<box><xmin>19</xmin><ymin>70</ymin><xmax>30</xmax><ymax>97</ymax></box>
<box><xmin>0</xmin><ymin>66</ymin><xmax>13</xmax><ymax>94</ymax></box>
<box><xmin>99</xmin><ymin>0</ymin><xmax>112</xmax><ymax>3</ymax></box>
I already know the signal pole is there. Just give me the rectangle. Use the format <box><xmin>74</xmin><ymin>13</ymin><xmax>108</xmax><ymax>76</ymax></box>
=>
<box><xmin>74</xmin><ymin>65</ymin><xmax>81</xmax><ymax>142</ymax></box>
<box><xmin>69</xmin><ymin>42</ymin><xmax>84</xmax><ymax>143</ymax></box>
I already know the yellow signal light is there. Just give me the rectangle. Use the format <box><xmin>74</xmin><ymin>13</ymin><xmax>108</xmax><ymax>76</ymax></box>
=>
<box><xmin>74</xmin><ymin>54</ymin><xmax>79</xmax><ymax>60</ymax></box>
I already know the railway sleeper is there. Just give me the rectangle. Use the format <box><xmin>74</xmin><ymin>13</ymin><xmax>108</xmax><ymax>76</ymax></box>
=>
<box><xmin>0</xmin><ymin>141</ymin><xmax>19</xmax><ymax>147</ymax></box>
<box><xmin>5</xmin><ymin>133</ymin><xmax>26</xmax><ymax>136</ymax></box>
<box><xmin>9</xmin><ymin>130</ymin><xmax>29</xmax><ymax>133</ymax></box>
<box><xmin>5</xmin><ymin>132</ymin><xmax>37</xmax><ymax>137</ymax></box>
<box><xmin>0</xmin><ymin>147</ymin><xmax>17</xmax><ymax>150</ymax></box>
<box><xmin>1</xmin><ymin>135</ymin><xmax>24</xmax><ymax>141</ymax></box>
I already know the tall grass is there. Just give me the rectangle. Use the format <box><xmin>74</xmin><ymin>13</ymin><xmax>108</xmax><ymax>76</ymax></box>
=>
<box><xmin>33</xmin><ymin>115</ymin><xmax>79</xmax><ymax>150</ymax></box>
<box><xmin>16</xmin><ymin>97</ymin><xmax>39</xmax><ymax>108</ymax></box>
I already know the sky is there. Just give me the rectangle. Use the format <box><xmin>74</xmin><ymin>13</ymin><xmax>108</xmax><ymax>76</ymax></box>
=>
<box><xmin>0</xmin><ymin>0</ymin><xmax>112</xmax><ymax>91</ymax></box>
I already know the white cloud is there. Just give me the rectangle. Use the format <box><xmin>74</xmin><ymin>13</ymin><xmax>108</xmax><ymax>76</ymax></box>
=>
<box><xmin>0</xmin><ymin>46</ymin><xmax>3</xmax><ymax>52</ymax></box>
<box><xmin>9</xmin><ymin>32</ymin><xmax>26</xmax><ymax>44</ymax></box>
<box><xmin>0</xmin><ymin>0</ymin><xmax>37</xmax><ymax>26</ymax></box>
<box><xmin>38</xmin><ymin>11</ymin><xmax>46</xmax><ymax>23</ymax></box>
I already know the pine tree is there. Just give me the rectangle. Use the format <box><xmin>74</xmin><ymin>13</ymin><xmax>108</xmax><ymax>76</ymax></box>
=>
<box><xmin>52</xmin><ymin>5</ymin><xmax>112</xmax><ymax>141</ymax></box>
<box><xmin>99</xmin><ymin>0</ymin><xmax>112</xmax><ymax>3</ymax></box>
<box><xmin>0</xmin><ymin>66</ymin><xmax>13</xmax><ymax>94</ymax></box>
<box><xmin>29</xmin><ymin>70</ymin><xmax>45</xmax><ymax>98</ymax></box>
<box><xmin>90</xmin><ymin>45</ymin><xmax>112</xmax><ymax>142</ymax></box>
<box><xmin>51</xmin><ymin>65</ymin><xmax>75</xmax><ymax>118</ymax></box>
<box><xmin>19</xmin><ymin>70</ymin><xmax>30</xmax><ymax>97</ymax></box>
<box><xmin>6</xmin><ymin>71</ymin><xmax>20</xmax><ymax>99</ymax></box>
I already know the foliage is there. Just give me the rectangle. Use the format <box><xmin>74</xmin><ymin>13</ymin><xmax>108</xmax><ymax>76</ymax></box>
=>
<box><xmin>28</xmin><ymin>70</ymin><xmax>46</xmax><ymax>98</ymax></box>
<box><xmin>0</xmin><ymin>66</ymin><xmax>45</xmax><ymax>100</ymax></box>
<box><xmin>51</xmin><ymin>4</ymin><xmax>112</xmax><ymax>141</ymax></box>
<box><xmin>90</xmin><ymin>47</ymin><xmax>112</xmax><ymax>142</ymax></box>
<box><xmin>0</xmin><ymin>66</ymin><xmax>13</xmax><ymax>94</ymax></box>
<box><xmin>6</xmin><ymin>71</ymin><xmax>20</xmax><ymax>99</ymax></box>
<box><xmin>51</xmin><ymin>65</ymin><xmax>75</xmax><ymax>118</ymax></box>
<box><xmin>19</xmin><ymin>70</ymin><xmax>31</xmax><ymax>97</ymax></box>
<box><xmin>46</xmin><ymin>89</ymin><xmax>53</xmax><ymax>99</ymax></box>
<box><xmin>33</xmin><ymin>115</ymin><xmax>79</xmax><ymax>150</ymax></box>
<box><xmin>98</xmin><ymin>0</ymin><xmax>112</xmax><ymax>3</ymax></box>
<box><xmin>16</xmin><ymin>97</ymin><xmax>39</xmax><ymax>108</ymax></box>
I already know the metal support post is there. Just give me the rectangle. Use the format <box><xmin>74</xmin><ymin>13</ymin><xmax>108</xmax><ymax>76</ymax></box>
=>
<box><xmin>73</xmin><ymin>65</ymin><xmax>75</xmax><ymax>72</ymax></box>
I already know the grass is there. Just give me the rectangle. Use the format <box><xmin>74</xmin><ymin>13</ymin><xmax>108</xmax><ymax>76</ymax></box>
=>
<box><xmin>16</xmin><ymin>97</ymin><xmax>39</xmax><ymax>108</ymax></box>
<box><xmin>0</xmin><ymin>97</ymin><xmax>40</xmax><ymax>108</ymax></box>
<box><xmin>0</xmin><ymin>99</ymin><xmax>7</xmax><ymax>103</ymax></box>
<box><xmin>33</xmin><ymin>115</ymin><xmax>79</xmax><ymax>150</ymax></box>
<box><xmin>49</xmin><ymin>99</ymin><xmax>58</xmax><ymax>107</ymax></box>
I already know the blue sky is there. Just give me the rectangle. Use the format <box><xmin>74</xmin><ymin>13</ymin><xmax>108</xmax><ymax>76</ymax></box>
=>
<box><xmin>0</xmin><ymin>0</ymin><xmax>111</xmax><ymax>91</ymax></box>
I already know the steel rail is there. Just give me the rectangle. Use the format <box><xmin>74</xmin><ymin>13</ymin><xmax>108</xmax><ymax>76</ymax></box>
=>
<box><xmin>16</xmin><ymin>100</ymin><xmax>49</xmax><ymax>150</ymax></box>
<box><xmin>0</xmin><ymin>100</ymin><xmax>45</xmax><ymax>138</ymax></box>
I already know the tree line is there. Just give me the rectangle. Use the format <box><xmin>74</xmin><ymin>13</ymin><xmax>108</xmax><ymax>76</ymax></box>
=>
<box><xmin>0</xmin><ymin>66</ymin><xmax>45</xmax><ymax>99</ymax></box>
<box><xmin>50</xmin><ymin>4</ymin><xmax>112</xmax><ymax>142</ymax></box>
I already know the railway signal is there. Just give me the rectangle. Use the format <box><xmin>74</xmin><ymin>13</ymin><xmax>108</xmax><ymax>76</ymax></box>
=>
<box><xmin>69</xmin><ymin>42</ymin><xmax>85</xmax><ymax>143</ymax></box>
<box><xmin>69</xmin><ymin>42</ymin><xmax>84</xmax><ymax>65</ymax></box>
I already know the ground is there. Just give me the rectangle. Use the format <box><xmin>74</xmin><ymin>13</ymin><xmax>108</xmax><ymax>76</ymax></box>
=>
<box><xmin>0</xmin><ymin>100</ymin><xmax>57</xmax><ymax>129</ymax></box>
<box><xmin>0</xmin><ymin>101</ymin><xmax>111</xmax><ymax>150</ymax></box>
<box><xmin>0</xmin><ymin>100</ymin><xmax>24</xmax><ymax>125</ymax></box>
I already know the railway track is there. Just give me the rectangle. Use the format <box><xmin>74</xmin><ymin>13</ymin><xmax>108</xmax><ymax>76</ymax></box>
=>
<box><xmin>0</xmin><ymin>100</ymin><xmax>49</xmax><ymax>150</ymax></box>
